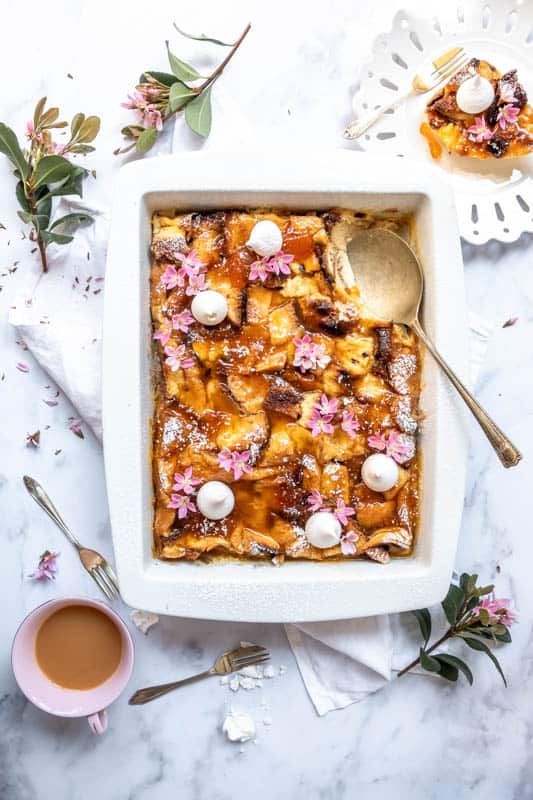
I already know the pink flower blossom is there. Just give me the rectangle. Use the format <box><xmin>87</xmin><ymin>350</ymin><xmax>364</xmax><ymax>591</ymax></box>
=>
<box><xmin>467</xmin><ymin>116</ymin><xmax>493</xmax><ymax>143</ymax></box>
<box><xmin>249</xmin><ymin>257</ymin><xmax>272</xmax><ymax>282</ymax></box>
<box><xmin>499</xmin><ymin>83</ymin><xmax>518</xmax><ymax>104</ymax></box>
<box><xmin>172</xmin><ymin>467</ymin><xmax>201</xmax><ymax>496</ymax></box>
<box><xmin>185</xmin><ymin>271</ymin><xmax>209</xmax><ymax>296</ymax></box>
<box><xmin>153</xmin><ymin>318</ymin><xmax>172</xmax><ymax>346</ymax></box>
<box><xmin>122</xmin><ymin>92</ymin><xmax>164</xmax><ymax>130</ymax></box>
<box><xmin>164</xmin><ymin>344</ymin><xmax>195</xmax><ymax>371</ymax></box>
<box><xmin>167</xmin><ymin>492</ymin><xmax>196</xmax><ymax>518</ymax></box>
<box><xmin>307</xmin><ymin>489</ymin><xmax>324</xmax><ymax>513</ymax></box>
<box><xmin>29</xmin><ymin>550</ymin><xmax>59</xmax><ymax>581</ymax></box>
<box><xmin>51</xmin><ymin>143</ymin><xmax>69</xmax><ymax>157</ymax></box>
<box><xmin>217</xmin><ymin>448</ymin><xmax>253</xmax><ymax>480</ymax></box>
<box><xmin>497</xmin><ymin>104</ymin><xmax>520</xmax><ymax>130</ymax></box>
<box><xmin>121</xmin><ymin>91</ymin><xmax>146</xmax><ymax>110</ymax></box>
<box><xmin>340</xmin><ymin>530</ymin><xmax>359</xmax><ymax>556</ymax></box>
<box><xmin>161</xmin><ymin>265</ymin><xmax>180</xmax><ymax>290</ymax></box>
<box><xmin>266</xmin><ymin>251</ymin><xmax>294</xmax><ymax>276</ymax></box>
<box><xmin>368</xmin><ymin>430</ymin><xmax>410</xmax><ymax>463</ymax></box>
<box><xmin>172</xmin><ymin>309</ymin><xmax>194</xmax><ymax>333</ymax></box>
<box><xmin>293</xmin><ymin>334</ymin><xmax>331</xmax><ymax>372</ymax></box>
<box><xmin>307</xmin><ymin>409</ymin><xmax>335</xmax><ymax>437</ymax></box>
<box><xmin>475</xmin><ymin>596</ymin><xmax>517</xmax><ymax>627</ymax></box>
<box><xmin>25</xmin><ymin>120</ymin><xmax>34</xmax><ymax>138</ymax></box>
<box><xmin>317</xmin><ymin>394</ymin><xmax>339</xmax><ymax>416</ymax></box>
<box><xmin>334</xmin><ymin>498</ymin><xmax>355</xmax><ymax>526</ymax></box>
<box><xmin>175</xmin><ymin>249</ymin><xmax>205</xmax><ymax>281</ymax></box>
<box><xmin>69</xmin><ymin>418</ymin><xmax>84</xmax><ymax>439</ymax></box>
<box><xmin>341</xmin><ymin>411</ymin><xmax>359</xmax><ymax>439</ymax></box>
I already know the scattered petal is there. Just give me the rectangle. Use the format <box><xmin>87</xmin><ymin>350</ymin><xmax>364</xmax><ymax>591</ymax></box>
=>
<box><xmin>29</xmin><ymin>550</ymin><xmax>59</xmax><ymax>581</ymax></box>
<box><xmin>502</xmin><ymin>316</ymin><xmax>518</xmax><ymax>328</ymax></box>
<box><xmin>16</xmin><ymin>362</ymin><xmax>29</xmax><ymax>373</ymax></box>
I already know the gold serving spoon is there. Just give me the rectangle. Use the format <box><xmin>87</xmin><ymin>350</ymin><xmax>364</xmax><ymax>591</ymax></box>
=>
<box><xmin>346</xmin><ymin>228</ymin><xmax>522</xmax><ymax>468</ymax></box>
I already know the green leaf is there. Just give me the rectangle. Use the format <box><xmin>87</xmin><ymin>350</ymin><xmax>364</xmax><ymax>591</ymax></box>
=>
<box><xmin>136</xmin><ymin>127</ymin><xmax>158</xmax><ymax>154</ymax></box>
<box><xmin>173</xmin><ymin>22</ymin><xmax>235</xmax><ymax>46</ymax></box>
<box><xmin>462</xmin><ymin>636</ymin><xmax>507</xmax><ymax>687</ymax></box>
<box><xmin>33</xmin><ymin>97</ymin><xmax>47</xmax><ymax>128</ymax></box>
<box><xmin>169</xmin><ymin>81</ymin><xmax>195</xmax><ymax>112</ymax></box>
<box><xmin>140</xmin><ymin>71</ymin><xmax>177</xmax><ymax>87</ymax></box>
<box><xmin>433</xmin><ymin>657</ymin><xmax>458</xmax><ymax>682</ymax></box>
<box><xmin>36</xmin><ymin>193</ymin><xmax>52</xmax><ymax>228</ymax></box>
<box><xmin>68</xmin><ymin>144</ymin><xmax>96</xmax><ymax>155</ymax></box>
<box><xmin>33</xmin><ymin>156</ymin><xmax>73</xmax><ymax>189</ymax></box>
<box><xmin>39</xmin><ymin>107</ymin><xmax>60</xmax><ymax>128</ymax></box>
<box><xmin>0</xmin><ymin>123</ymin><xmax>29</xmax><ymax>179</ymax></box>
<box><xmin>442</xmin><ymin>584</ymin><xmax>465</xmax><ymax>626</ymax></box>
<box><xmin>77</xmin><ymin>116</ymin><xmax>100</xmax><ymax>143</ymax></box>
<box><xmin>48</xmin><ymin>166</ymin><xmax>86</xmax><ymax>198</ymax></box>
<box><xmin>412</xmin><ymin>608</ymin><xmax>432</xmax><ymax>647</ymax></box>
<box><xmin>17</xmin><ymin>211</ymin><xmax>49</xmax><ymax>232</ymax></box>
<box><xmin>475</xmin><ymin>584</ymin><xmax>494</xmax><ymax>597</ymax></box>
<box><xmin>50</xmin><ymin>212</ymin><xmax>93</xmax><ymax>231</ymax></box>
<box><xmin>41</xmin><ymin>230</ymin><xmax>74</xmax><ymax>245</ymax></box>
<box><xmin>71</xmin><ymin>112</ymin><xmax>85</xmax><ymax>138</ymax></box>
<box><xmin>166</xmin><ymin>41</ymin><xmax>203</xmax><ymax>81</ymax></box>
<box><xmin>15</xmin><ymin>181</ymin><xmax>30</xmax><ymax>212</ymax></box>
<box><xmin>419</xmin><ymin>648</ymin><xmax>441</xmax><ymax>673</ymax></box>
<box><xmin>434</xmin><ymin>654</ymin><xmax>473</xmax><ymax>685</ymax></box>
<box><xmin>185</xmin><ymin>86</ymin><xmax>213</xmax><ymax>137</ymax></box>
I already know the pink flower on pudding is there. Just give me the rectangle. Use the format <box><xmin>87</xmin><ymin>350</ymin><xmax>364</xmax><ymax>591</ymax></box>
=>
<box><xmin>317</xmin><ymin>394</ymin><xmax>339</xmax><ymax>417</ymax></box>
<box><xmin>293</xmin><ymin>334</ymin><xmax>331</xmax><ymax>372</ymax></box>
<box><xmin>474</xmin><ymin>596</ymin><xmax>517</xmax><ymax>627</ymax></box>
<box><xmin>175</xmin><ymin>249</ymin><xmax>205</xmax><ymax>281</ymax></box>
<box><xmin>161</xmin><ymin>265</ymin><xmax>180</xmax><ymax>290</ymax></box>
<box><xmin>368</xmin><ymin>430</ymin><xmax>410</xmax><ymax>463</ymax></box>
<box><xmin>334</xmin><ymin>498</ymin><xmax>355</xmax><ymax>526</ymax></box>
<box><xmin>266</xmin><ymin>251</ymin><xmax>294</xmax><ymax>276</ymax></box>
<box><xmin>467</xmin><ymin>116</ymin><xmax>493</xmax><ymax>142</ymax></box>
<box><xmin>217</xmin><ymin>448</ymin><xmax>253</xmax><ymax>480</ymax></box>
<box><xmin>341</xmin><ymin>411</ymin><xmax>360</xmax><ymax>439</ymax></box>
<box><xmin>497</xmin><ymin>104</ymin><xmax>520</xmax><ymax>130</ymax></box>
<box><xmin>172</xmin><ymin>309</ymin><xmax>194</xmax><ymax>333</ymax></box>
<box><xmin>153</xmin><ymin>318</ymin><xmax>172</xmax><ymax>346</ymax></box>
<box><xmin>29</xmin><ymin>550</ymin><xmax>59</xmax><ymax>581</ymax></box>
<box><xmin>307</xmin><ymin>489</ymin><xmax>324</xmax><ymax>513</ymax></box>
<box><xmin>167</xmin><ymin>492</ymin><xmax>196</xmax><ymax>518</ymax></box>
<box><xmin>307</xmin><ymin>409</ymin><xmax>335</xmax><ymax>438</ymax></box>
<box><xmin>499</xmin><ymin>83</ymin><xmax>518</xmax><ymax>104</ymax></box>
<box><xmin>172</xmin><ymin>467</ymin><xmax>201</xmax><ymax>496</ymax></box>
<box><xmin>340</xmin><ymin>530</ymin><xmax>359</xmax><ymax>556</ymax></box>
<box><xmin>164</xmin><ymin>344</ymin><xmax>195</xmax><ymax>372</ymax></box>
<box><xmin>249</xmin><ymin>257</ymin><xmax>272</xmax><ymax>282</ymax></box>
<box><xmin>185</xmin><ymin>271</ymin><xmax>209</xmax><ymax>296</ymax></box>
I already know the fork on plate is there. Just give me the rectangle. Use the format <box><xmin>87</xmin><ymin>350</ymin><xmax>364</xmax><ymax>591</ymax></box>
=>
<box><xmin>129</xmin><ymin>644</ymin><xmax>271</xmax><ymax>705</ymax></box>
<box><xmin>23</xmin><ymin>475</ymin><xmax>120</xmax><ymax>601</ymax></box>
<box><xmin>343</xmin><ymin>46</ymin><xmax>468</xmax><ymax>140</ymax></box>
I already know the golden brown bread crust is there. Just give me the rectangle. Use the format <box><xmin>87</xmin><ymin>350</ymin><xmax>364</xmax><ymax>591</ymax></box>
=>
<box><xmin>151</xmin><ymin>209</ymin><xmax>421</xmax><ymax>563</ymax></box>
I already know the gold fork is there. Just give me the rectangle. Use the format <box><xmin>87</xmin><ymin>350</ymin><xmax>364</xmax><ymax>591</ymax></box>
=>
<box><xmin>129</xmin><ymin>645</ymin><xmax>271</xmax><ymax>705</ymax></box>
<box><xmin>344</xmin><ymin>47</ymin><xmax>468</xmax><ymax>140</ymax></box>
<box><xmin>23</xmin><ymin>476</ymin><xmax>120</xmax><ymax>601</ymax></box>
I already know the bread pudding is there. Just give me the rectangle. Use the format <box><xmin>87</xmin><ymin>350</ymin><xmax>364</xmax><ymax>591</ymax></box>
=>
<box><xmin>150</xmin><ymin>209</ymin><xmax>421</xmax><ymax>564</ymax></box>
<box><xmin>421</xmin><ymin>57</ymin><xmax>533</xmax><ymax>159</ymax></box>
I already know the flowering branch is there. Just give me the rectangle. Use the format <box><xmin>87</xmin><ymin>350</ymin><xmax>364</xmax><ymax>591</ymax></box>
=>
<box><xmin>398</xmin><ymin>573</ymin><xmax>515</xmax><ymax>686</ymax></box>
<box><xmin>0</xmin><ymin>98</ymin><xmax>99</xmax><ymax>272</ymax></box>
<box><xmin>116</xmin><ymin>22</ymin><xmax>251</xmax><ymax>155</ymax></box>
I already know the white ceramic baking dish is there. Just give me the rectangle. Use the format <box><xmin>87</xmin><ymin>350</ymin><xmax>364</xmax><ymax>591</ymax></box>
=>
<box><xmin>103</xmin><ymin>151</ymin><xmax>468</xmax><ymax>622</ymax></box>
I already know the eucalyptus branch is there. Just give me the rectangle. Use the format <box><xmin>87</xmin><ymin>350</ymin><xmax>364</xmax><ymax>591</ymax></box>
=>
<box><xmin>396</xmin><ymin>573</ymin><xmax>516</xmax><ymax>686</ymax></box>
<box><xmin>0</xmin><ymin>98</ymin><xmax>100</xmax><ymax>272</ymax></box>
<box><xmin>116</xmin><ymin>22</ymin><xmax>251</xmax><ymax>155</ymax></box>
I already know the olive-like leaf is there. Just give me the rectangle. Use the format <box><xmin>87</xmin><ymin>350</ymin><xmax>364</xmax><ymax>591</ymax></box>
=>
<box><xmin>184</xmin><ymin>86</ymin><xmax>213</xmax><ymax>137</ymax></box>
<box><xmin>169</xmin><ymin>81</ymin><xmax>195</xmax><ymax>112</ymax></box>
<box><xmin>136</xmin><ymin>127</ymin><xmax>158</xmax><ymax>154</ymax></box>
<box><xmin>71</xmin><ymin>112</ymin><xmax>85</xmax><ymax>138</ymax></box>
<box><xmin>33</xmin><ymin>155</ymin><xmax>74</xmax><ymax>189</ymax></box>
<box><xmin>166</xmin><ymin>42</ymin><xmax>203</xmax><ymax>81</ymax></box>
<box><xmin>15</xmin><ymin>180</ymin><xmax>30</xmax><ymax>212</ymax></box>
<box><xmin>33</xmin><ymin>97</ymin><xmax>47</xmax><ymax>128</ymax></box>
<box><xmin>461</xmin><ymin>636</ymin><xmax>507</xmax><ymax>687</ymax></box>
<box><xmin>0</xmin><ymin>123</ymin><xmax>29</xmax><ymax>179</ymax></box>
<box><xmin>49</xmin><ymin>166</ymin><xmax>86</xmax><ymax>198</ymax></box>
<box><xmin>442</xmin><ymin>583</ymin><xmax>465</xmax><ymax>626</ymax></box>
<box><xmin>434</xmin><ymin>653</ymin><xmax>473</xmax><ymax>685</ymax></box>
<box><xmin>173</xmin><ymin>22</ymin><xmax>235</xmax><ymax>46</ymax></box>
<box><xmin>17</xmin><ymin>211</ymin><xmax>49</xmax><ymax>231</ymax></box>
<box><xmin>68</xmin><ymin>144</ymin><xmax>96</xmax><ymax>155</ymax></box>
<box><xmin>140</xmin><ymin>71</ymin><xmax>176</xmax><ymax>87</ymax></box>
<box><xmin>419</xmin><ymin>648</ymin><xmax>441</xmax><ymax>673</ymax></box>
<box><xmin>36</xmin><ymin>194</ymin><xmax>52</xmax><ymax>229</ymax></box>
<box><xmin>39</xmin><ymin>107</ymin><xmax>60</xmax><ymax>128</ymax></box>
<box><xmin>77</xmin><ymin>116</ymin><xmax>100</xmax><ymax>143</ymax></box>
<box><xmin>41</xmin><ymin>230</ymin><xmax>74</xmax><ymax>245</ymax></box>
<box><xmin>50</xmin><ymin>212</ymin><xmax>93</xmax><ymax>231</ymax></box>
<box><xmin>412</xmin><ymin>608</ymin><xmax>432</xmax><ymax>647</ymax></box>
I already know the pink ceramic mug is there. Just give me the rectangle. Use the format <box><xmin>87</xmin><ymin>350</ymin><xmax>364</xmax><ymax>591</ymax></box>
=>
<box><xmin>12</xmin><ymin>597</ymin><xmax>134</xmax><ymax>735</ymax></box>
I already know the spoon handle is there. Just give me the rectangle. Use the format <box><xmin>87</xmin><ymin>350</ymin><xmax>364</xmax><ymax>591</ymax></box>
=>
<box><xmin>412</xmin><ymin>320</ymin><xmax>522</xmax><ymax>468</ymax></box>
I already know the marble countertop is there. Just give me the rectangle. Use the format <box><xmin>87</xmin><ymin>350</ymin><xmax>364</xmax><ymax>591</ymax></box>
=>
<box><xmin>1</xmin><ymin>1</ymin><xmax>532</xmax><ymax>798</ymax></box>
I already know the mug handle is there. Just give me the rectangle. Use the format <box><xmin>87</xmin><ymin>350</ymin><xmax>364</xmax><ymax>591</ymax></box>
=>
<box><xmin>87</xmin><ymin>709</ymin><xmax>108</xmax><ymax>735</ymax></box>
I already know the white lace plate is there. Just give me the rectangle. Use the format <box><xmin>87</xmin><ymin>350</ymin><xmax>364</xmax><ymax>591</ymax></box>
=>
<box><xmin>350</xmin><ymin>0</ymin><xmax>533</xmax><ymax>244</ymax></box>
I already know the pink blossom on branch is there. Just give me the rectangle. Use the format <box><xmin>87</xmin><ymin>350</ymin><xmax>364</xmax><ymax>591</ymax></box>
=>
<box><xmin>474</xmin><ymin>596</ymin><xmax>517</xmax><ymax>627</ymax></box>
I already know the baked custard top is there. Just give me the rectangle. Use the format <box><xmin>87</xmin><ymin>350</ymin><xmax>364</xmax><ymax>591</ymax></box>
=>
<box><xmin>151</xmin><ymin>209</ymin><xmax>420</xmax><ymax>565</ymax></box>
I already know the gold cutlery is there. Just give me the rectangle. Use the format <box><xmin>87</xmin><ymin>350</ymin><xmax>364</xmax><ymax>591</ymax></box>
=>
<box><xmin>344</xmin><ymin>46</ymin><xmax>467</xmax><ymax>140</ymax></box>
<box><xmin>23</xmin><ymin>476</ymin><xmax>120</xmax><ymax>599</ymax></box>
<box><xmin>345</xmin><ymin>228</ymin><xmax>522</xmax><ymax>468</ymax></box>
<box><xmin>129</xmin><ymin>644</ymin><xmax>271</xmax><ymax>705</ymax></box>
